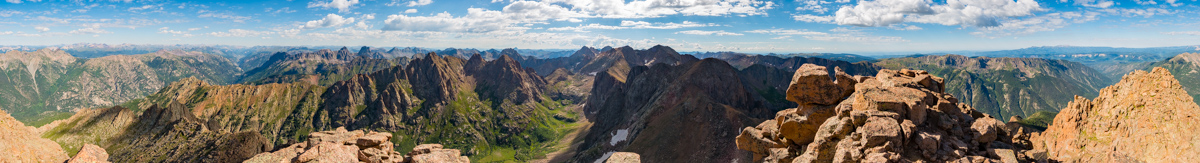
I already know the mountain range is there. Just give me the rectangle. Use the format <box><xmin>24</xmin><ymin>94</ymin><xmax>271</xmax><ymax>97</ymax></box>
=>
<box><xmin>2</xmin><ymin>44</ymin><xmax>1200</xmax><ymax>162</ymax></box>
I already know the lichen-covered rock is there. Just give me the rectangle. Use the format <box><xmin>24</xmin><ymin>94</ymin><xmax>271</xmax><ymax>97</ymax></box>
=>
<box><xmin>1033</xmin><ymin>67</ymin><xmax>1200</xmax><ymax>162</ymax></box>
<box><xmin>737</xmin><ymin>66</ymin><xmax>1038</xmax><ymax>162</ymax></box>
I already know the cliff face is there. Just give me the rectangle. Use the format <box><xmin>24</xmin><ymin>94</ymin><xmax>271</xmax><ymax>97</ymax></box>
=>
<box><xmin>572</xmin><ymin>58</ymin><xmax>772</xmax><ymax>163</ymax></box>
<box><xmin>0</xmin><ymin>109</ymin><xmax>69</xmax><ymax>162</ymax></box>
<box><xmin>0</xmin><ymin>48</ymin><xmax>241</xmax><ymax>125</ymax></box>
<box><xmin>876</xmin><ymin>55</ymin><xmax>1114</xmax><ymax>119</ymax></box>
<box><xmin>1033</xmin><ymin>67</ymin><xmax>1200</xmax><ymax>162</ymax></box>
<box><xmin>737</xmin><ymin>64</ymin><xmax>1041</xmax><ymax>162</ymax></box>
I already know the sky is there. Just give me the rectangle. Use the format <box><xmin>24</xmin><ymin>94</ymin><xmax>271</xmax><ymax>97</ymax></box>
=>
<box><xmin>0</xmin><ymin>0</ymin><xmax>1197</xmax><ymax>53</ymax></box>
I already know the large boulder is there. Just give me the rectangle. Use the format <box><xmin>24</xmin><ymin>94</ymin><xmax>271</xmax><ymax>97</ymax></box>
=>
<box><xmin>66</xmin><ymin>144</ymin><xmax>111</xmax><ymax>163</ymax></box>
<box><xmin>738</xmin><ymin>68</ymin><xmax>1039</xmax><ymax>162</ymax></box>
<box><xmin>785</xmin><ymin>64</ymin><xmax>857</xmax><ymax>105</ymax></box>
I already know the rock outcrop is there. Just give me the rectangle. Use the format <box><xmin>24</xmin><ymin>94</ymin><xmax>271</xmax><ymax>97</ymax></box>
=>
<box><xmin>0</xmin><ymin>109</ymin><xmax>68</xmax><ymax>162</ymax></box>
<box><xmin>246</xmin><ymin>127</ymin><xmax>469</xmax><ymax>163</ymax></box>
<box><xmin>605</xmin><ymin>152</ymin><xmax>641</xmax><ymax>163</ymax></box>
<box><xmin>1032</xmin><ymin>67</ymin><xmax>1200</xmax><ymax>162</ymax></box>
<box><xmin>737</xmin><ymin>64</ymin><xmax>1039</xmax><ymax>162</ymax></box>
<box><xmin>66</xmin><ymin>144</ymin><xmax>111</xmax><ymax>163</ymax></box>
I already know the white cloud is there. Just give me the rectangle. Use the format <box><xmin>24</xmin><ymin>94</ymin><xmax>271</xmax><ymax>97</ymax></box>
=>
<box><xmin>207</xmin><ymin>29</ymin><xmax>274</xmax><ymax>37</ymax></box>
<box><xmin>188</xmin><ymin>28</ymin><xmax>202</xmax><ymax>31</ymax></box>
<box><xmin>548</xmin><ymin>20</ymin><xmax>716</xmax><ymax>32</ymax></box>
<box><xmin>676</xmin><ymin>30</ymin><xmax>743</xmax><ymax>36</ymax></box>
<box><xmin>404</xmin><ymin>9</ymin><xmax>418</xmax><ymax>13</ymax></box>
<box><xmin>407</xmin><ymin>0</ymin><xmax>432</xmax><ymax>7</ymax></box>
<box><xmin>362</xmin><ymin>14</ymin><xmax>375</xmax><ymax>20</ymax></box>
<box><xmin>746</xmin><ymin>29</ymin><xmax>828</xmax><ymax>35</ymax></box>
<box><xmin>771</xmin><ymin>36</ymin><xmax>792</xmax><ymax>39</ymax></box>
<box><xmin>834</xmin><ymin>0</ymin><xmax>1042</xmax><ymax>27</ymax></box>
<box><xmin>970</xmin><ymin>11</ymin><xmax>1099</xmax><ymax>38</ymax></box>
<box><xmin>68</xmin><ymin>28</ymin><xmax>111</xmax><ymax>35</ymax></box>
<box><xmin>383</xmin><ymin>1</ymin><xmax>585</xmax><ymax>33</ymax></box>
<box><xmin>748</xmin><ymin>28</ymin><xmax>908</xmax><ymax>43</ymax></box>
<box><xmin>35</xmin><ymin>27</ymin><xmax>49</xmax><ymax>32</ymax></box>
<box><xmin>888</xmin><ymin>24</ymin><xmax>923</xmax><ymax>30</ymax></box>
<box><xmin>793</xmin><ymin>14</ymin><xmax>834</xmax><ymax>23</ymax></box>
<box><xmin>544</xmin><ymin>0</ymin><xmax>776</xmax><ymax>18</ymax></box>
<box><xmin>1163</xmin><ymin>31</ymin><xmax>1200</xmax><ymax>36</ymax></box>
<box><xmin>300</xmin><ymin>14</ymin><xmax>356</xmax><ymax>29</ymax></box>
<box><xmin>308</xmin><ymin>0</ymin><xmax>360</xmax><ymax>13</ymax></box>
<box><xmin>198</xmin><ymin>11</ymin><xmax>251</xmax><ymax>23</ymax></box>
<box><xmin>1100</xmin><ymin>8</ymin><xmax>1174</xmax><ymax>18</ymax></box>
<box><xmin>0</xmin><ymin>10</ymin><xmax>21</xmax><ymax>17</ymax></box>
<box><xmin>1060</xmin><ymin>0</ymin><xmax>1114</xmax><ymax>8</ymax></box>
<box><xmin>796</xmin><ymin>0</ymin><xmax>832</xmax><ymax>13</ymax></box>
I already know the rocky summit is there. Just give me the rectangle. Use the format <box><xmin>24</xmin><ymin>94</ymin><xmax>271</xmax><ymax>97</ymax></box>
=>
<box><xmin>1032</xmin><ymin>67</ymin><xmax>1200</xmax><ymax>162</ymax></box>
<box><xmin>245</xmin><ymin>127</ymin><xmax>469</xmax><ymax>163</ymax></box>
<box><xmin>737</xmin><ymin>64</ymin><xmax>1039</xmax><ymax>162</ymax></box>
<box><xmin>0</xmin><ymin>109</ymin><xmax>69</xmax><ymax>162</ymax></box>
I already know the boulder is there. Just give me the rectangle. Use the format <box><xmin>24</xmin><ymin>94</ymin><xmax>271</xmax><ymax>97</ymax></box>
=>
<box><xmin>785</xmin><ymin>64</ymin><xmax>856</xmax><ymax>105</ymax></box>
<box><xmin>66</xmin><ymin>144</ymin><xmax>111</xmax><ymax>163</ymax></box>
<box><xmin>605</xmin><ymin>152</ymin><xmax>641</xmax><ymax>163</ymax></box>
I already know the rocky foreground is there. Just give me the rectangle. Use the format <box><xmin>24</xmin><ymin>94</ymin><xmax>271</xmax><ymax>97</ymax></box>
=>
<box><xmin>1033</xmin><ymin>67</ymin><xmax>1200</xmax><ymax>162</ymax></box>
<box><xmin>737</xmin><ymin>64</ymin><xmax>1040</xmax><ymax>162</ymax></box>
<box><xmin>738</xmin><ymin>64</ymin><xmax>1200</xmax><ymax>162</ymax></box>
<box><xmin>0</xmin><ymin>109</ymin><xmax>69</xmax><ymax>162</ymax></box>
<box><xmin>246</xmin><ymin>127</ymin><xmax>469</xmax><ymax>163</ymax></box>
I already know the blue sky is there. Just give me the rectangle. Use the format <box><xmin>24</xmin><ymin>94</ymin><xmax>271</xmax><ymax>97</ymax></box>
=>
<box><xmin>0</xmin><ymin>0</ymin><xmax>1197</xmax><ymax>53</ymax></box>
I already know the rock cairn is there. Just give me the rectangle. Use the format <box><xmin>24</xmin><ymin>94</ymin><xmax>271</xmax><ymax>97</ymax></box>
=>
<box><xmin>736</xmin><ymin>64</ymin><xmax>1039</xmax><ymax>162</ymax></box>
<box><xmin>245</xmin><ymin>127</ymin><xmax>469</xmax><ymax>163</ymax></box>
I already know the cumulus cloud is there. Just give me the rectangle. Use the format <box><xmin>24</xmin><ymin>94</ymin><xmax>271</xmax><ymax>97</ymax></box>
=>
<box><xmin>35</xmin><ymin>26</ymin><xmax>49</xmax><ymax>32</ymax></box>
<box><xmin>404</xmin><ymin>9</ymin><xmax>418</xmax><ymax>13</ymax></box>
<box><xmin>308</xmin><ymin>0</ymin><xmax>360</xmax><ymax>13</ymax></box>
<box><xmin>208</xmin><ymin>29</ymin><xmax>274</xmax><ymax>37</ymax></box>
<box><xmin>407</xmin><ymin>0</ymin><xmax>432</xmax><ymax>7</ymax></box>
<box><xmin>383</xmin><ymin>1</ymin><xmax>585</xmax><ymax>33</ymax></box>
<box><xmin>834</xmin><ymin>0</ymin><xmax>1042</xmax><ymax>27</ymax></box>
<box><xmin>300</xmin><ymin>14</ymin><xmax>356</xmax><ymax>29</ymax></box>
<box><xmin>675</xmin><ymin>30</ymin><xmax>743</xmax><ymax>36</ymax></box>
<box><xmin>68</xmin><ymin>28</ymin><xmax>111</xmax><ymax>34</ymax></box>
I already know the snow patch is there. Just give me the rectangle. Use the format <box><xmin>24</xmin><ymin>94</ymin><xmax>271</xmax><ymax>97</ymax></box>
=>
<box><xmin>610</xmin><ymin>129</ymin><xmax>628</xmax><ymax>146</ymax></box>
